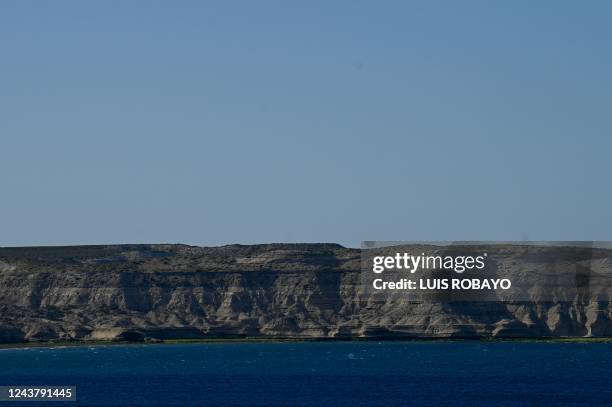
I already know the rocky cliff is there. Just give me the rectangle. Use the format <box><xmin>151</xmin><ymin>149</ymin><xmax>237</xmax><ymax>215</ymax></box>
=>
<box><xmin>0</xmin><ymin>243</ymin><xmax>611</xmax><ymax>343</ymax></box>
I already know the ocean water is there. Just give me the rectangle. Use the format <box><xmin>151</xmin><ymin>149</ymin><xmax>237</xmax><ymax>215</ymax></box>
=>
<box><xmin>0</xmin><ymin>342</ymin><xmax>610</xmax><ymax>406</ymax></box>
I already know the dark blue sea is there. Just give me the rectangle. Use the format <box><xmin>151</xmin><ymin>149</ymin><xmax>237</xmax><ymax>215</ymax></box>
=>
<box><xmin>0</xmin><ymin>342</ymin><xmax>610</xmax><ymax>406</ymax></box>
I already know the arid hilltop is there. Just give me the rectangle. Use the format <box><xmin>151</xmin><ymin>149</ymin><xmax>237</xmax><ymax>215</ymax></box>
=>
<box><xmin>0</xmin><ymin>243</ymin><xmax>610</xmax><ymax>343</ymax></box>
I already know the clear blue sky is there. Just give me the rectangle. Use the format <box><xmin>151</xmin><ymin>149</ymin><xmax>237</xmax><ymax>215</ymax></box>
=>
<box><xmin>1</xmin><ymin>1</ymin><xmax>611</xmax><ymax>248</ymax></box>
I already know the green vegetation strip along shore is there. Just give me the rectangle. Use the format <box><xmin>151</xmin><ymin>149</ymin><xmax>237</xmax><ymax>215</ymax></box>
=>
<box><xmin>1</xmin><ymin>337</ymin><xmax>612</xmax><ymax>349</ymax></box>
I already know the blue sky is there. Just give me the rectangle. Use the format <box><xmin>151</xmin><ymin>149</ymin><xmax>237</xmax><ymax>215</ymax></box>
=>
<box><xmin>1</xmin><ymin>1</ymin><xmax>611</xmax><ymax>248</ymax></box>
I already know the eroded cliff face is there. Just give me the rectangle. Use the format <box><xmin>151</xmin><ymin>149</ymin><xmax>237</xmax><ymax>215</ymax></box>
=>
<box><xmin>0</xmin><ymin>244</ymin><xmax>610</xmax><ymax>343</ymax></box>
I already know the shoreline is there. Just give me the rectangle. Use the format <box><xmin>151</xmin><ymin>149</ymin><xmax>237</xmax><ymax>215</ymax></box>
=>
<box><xmin>1</xmin><ymin>336</ymin><xmax>612</xmax><ymax>349</ymax></box>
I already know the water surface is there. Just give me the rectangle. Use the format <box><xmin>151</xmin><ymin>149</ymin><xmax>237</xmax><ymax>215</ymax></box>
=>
<box><xmin>0</xmin><ymin>342</ymin><xmax>610</xmax><ymax>406</ymax></box>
